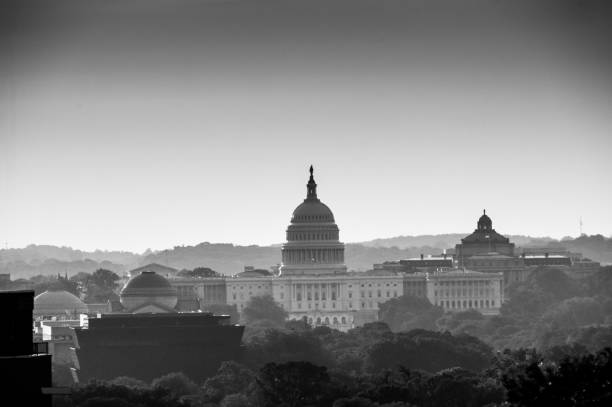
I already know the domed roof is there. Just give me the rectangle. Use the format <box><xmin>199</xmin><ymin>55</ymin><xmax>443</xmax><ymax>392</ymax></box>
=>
<box><xmin>34</xmin><ymin>290</ymin><xmax>88</xmax><ymax>317</ymax></box>
<box><xmin>291</xmin><ymin>200</ymin><xmax>335</xmax><ymax>223</ymax></box>
<box><xmin>120</xmin><ymin>271</ymin><xmax>178</xmax><ymax>313</ymax></box>
<box><xmin>290</xmin><ymin>165</ymin><xmax>336</xmax><ymax>223</ymax></box>
<box><xmin>122</xmin><ymin>271</ymin><xmax>173</xmax><ymax>291</ymax></box>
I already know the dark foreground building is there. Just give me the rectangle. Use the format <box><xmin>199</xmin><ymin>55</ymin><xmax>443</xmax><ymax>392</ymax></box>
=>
<box><xmin>72</xmin><ymin>312</ymin><xmax>244</xmax><ymax>382</ymax></box>
<box><xmin>0</xmin><ymin>290</ymin><xmax>53</xmax><ymax>406</ymax></box>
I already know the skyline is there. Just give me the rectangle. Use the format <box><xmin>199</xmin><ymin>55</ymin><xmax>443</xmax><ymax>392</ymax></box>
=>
<box><xmin>2</xmin><ymin>0</ymin><xmax>611</xmax><ymax>252</ymax></box>
<box><xmin>0</xmin><ymin>163</ymin><xmax>608</xmax><ymax>253</ymax></box>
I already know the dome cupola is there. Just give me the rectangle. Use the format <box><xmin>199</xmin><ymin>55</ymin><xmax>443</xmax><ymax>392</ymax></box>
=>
<box><xmin>477</xmin><ymin>209</ymin><xmax>493</xmax><ymax>231</ymax></box>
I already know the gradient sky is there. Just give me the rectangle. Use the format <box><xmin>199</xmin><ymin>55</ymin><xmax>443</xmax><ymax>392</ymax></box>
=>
<box><xmin>1</xmin><ymin>0</ymin><xmax>611</xmax><ymax>252</ymax></box>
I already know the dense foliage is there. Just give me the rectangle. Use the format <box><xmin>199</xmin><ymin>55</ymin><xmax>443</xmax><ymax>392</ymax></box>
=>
<box><xmin>54</xmin><ymin>346</ymin><xmax>612</xmax><ymax>406</ymax></box>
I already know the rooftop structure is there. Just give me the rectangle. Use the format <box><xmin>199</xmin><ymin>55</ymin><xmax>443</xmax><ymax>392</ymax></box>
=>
<box><xmin>72</xmin><ymin>312</ymin><xmax>244</xmax><ymax>382</ymax></box>
<box><xmin>455</xmin><ymin>210</ymin><xmax>516</xmax><ymax>265</ymax></box>
<box><xmin>0</xmin><ymin>290</ymin><xmax>53</xmax><ymax>406</ymax></box>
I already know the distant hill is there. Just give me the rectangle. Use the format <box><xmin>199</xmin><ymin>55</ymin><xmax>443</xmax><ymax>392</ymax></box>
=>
<box><xmin>0</xmin><ymin>258</ymin><xmax>128</xmax><ymax>280</ymax></box>
<box><xmin>358</xmin><ymin>234</ymin><xmax>557</xmax><ymax>250</ymax></box>
<box><xmin>0</xmin><ymin>244</ymin><xmax>139</xmax><ymax>279</ymax></box>
<box><xmin>140</xmin><ymin>242</ymin><xmax>448</xmax><ymax>275</ymax></box>
<box><xmin>2</xmin><ymin>234</ymin><xmax>610</xmax><ymax>279</ymax></box>
<box><xmin>0</xmin><ymin>244</ymin><xmax>141</xmax><ymax>266</ymax></box>
<box><xmin>141</xmin><ymin>243</ymin><xmax>280</xmax><ymax>276</ymax></box>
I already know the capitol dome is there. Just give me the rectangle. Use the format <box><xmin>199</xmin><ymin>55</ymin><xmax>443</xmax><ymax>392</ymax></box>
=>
<box><xmin>291</xmin><ymin>200</ymin><xmax>335</xmax><ymax>223</ymax></box>
<box><xmin>34</xmin><ymin>290</ymin><xmax>89</xmax><ymax>318</ymax></box>
<box><xmin>280</xmin><ymin>166</ymin><xmax>346</xmax><ymax>276</ymax></box>
<box><xmin>120</xmin><ymin>271</ymin><xmax>178</xmax><ymax>313</ymax></box>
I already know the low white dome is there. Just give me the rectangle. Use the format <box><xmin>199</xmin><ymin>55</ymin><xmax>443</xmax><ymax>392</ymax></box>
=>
<box><xmin>34</xmin><ymin>290</ymin><xmax>88</xmax><ymax>317</ymax></box>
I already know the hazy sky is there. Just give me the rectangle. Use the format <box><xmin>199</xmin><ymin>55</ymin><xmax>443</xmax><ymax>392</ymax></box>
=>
<box><xmin>1</xmin><ymin>0</ymin><xmax>611</xmax><ymax>252</ymax></box>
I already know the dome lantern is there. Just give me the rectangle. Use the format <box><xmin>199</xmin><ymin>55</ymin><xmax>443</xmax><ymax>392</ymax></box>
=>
<box><xmin>477</xmin><ymin>209</ymin><xmax>493</xmax><ymax>231</ymax></box>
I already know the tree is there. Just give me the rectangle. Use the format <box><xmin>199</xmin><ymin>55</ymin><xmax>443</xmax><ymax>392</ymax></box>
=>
<box><xmin>540</xmin><ymin>297</ymin><xmax>604</xmax><ymax>330</ymax></box>
<box><xmin>108</xmin><ymin>376</ymin><xmax>150</xmax><ymax>389</ymax></box>
<box><xmin>90</xmin><ymin>268</ymin><xmax>120</xmax><ymax>290</ymax></box>
<box><xmin>502</xmin><ymin>348</ymin><xmax>612</xmax><ymax>406</ymax></box>
<box><xmin>177</xmin><ymin>267</ymin><xmax>220</xmax><ymax>278</ymax></box>
<box><xmin>245</xmin><ymin>329</ymin><xmax>334</xmax><ymax>368</ymax></box>
<box><xmin>84</xmin><ymin>268</ymin><xmax>120</xmax><ymax>303</ymax></box>
<box><xmin>256</xmin><ymin>362</ymin><xmax>332</xmax><ymax>407</ymax></box>
<box><xmin>221</xmin><ymin>393</ymin><xmax>252</xmax><ymax>407</ymax></box>
<box><xmin>424</xmin><ymin>368</ymin><xmax>504</xmax><ymax>407</ymax></box>
<box><xmin>363</xmin><ymin>330</ymin><xmax>493</xmax><ymax>374</ymax></box>
<box><xmin>241</xmin><ymin>295</ymin><xmax>287</xmax><ymax>326</ymax></box>
<box><xmin>70</xmin><ymin>380</ymin><xmax>183</xmax><ymax>407</ymax></box>
<box><xmin>32</xmin><ymin>274</ymin><xmax>79</xmax><ymax>296</ymax></box>
<box><xmin>151</xmin><ymin>372</ymin><xmax>198</xmax><ymax>399</ymax></box>
<box><xmin>200</xmin><ymin>362</ymin><xmax>256</xmax><ymax>404</ymax></box>
<box><xmin>379</xmin><ymin>295</ymin><xmax>444</xmax><ymax>332</ymax></box>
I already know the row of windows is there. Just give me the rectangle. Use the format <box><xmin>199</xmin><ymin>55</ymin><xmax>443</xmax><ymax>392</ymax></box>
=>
<box><xmin>350</xmin><ymin>283</ymin><xmax>399</xmax><ymax>288</ymax></box>
<box><xmin>294</xmin><ymin>215</ymin><xmax>332</xmax><ymax>221</ymax></box>
<box><xmin>438</xmin><ymin>299</ymin><xmax>496</xmax><ymax>309</ymax></box>
<box><xmin>307</xmin><ymin>316</ymin><xmax>348</xmax><ymax>326</ymax></box>
<box><xmin>435</xmin><ymin>288</ymin><xmax>494</xmax><ymax>297</ymax></box>
<box><xmin>297</xmin><ymin>302</ymin><xmax>338</xmax><ymax>309</ymax></box>
<box><xmin>231</xmin><ymin>285</ymin><xmax>270</xmax><ymax>290</ymax></box>
<box><xmin>434</xmin><ymin>280</ymin><xmax>492</xmax><ymax>286</ymax></box>
<box><xmin>296</xmin><ymin>292</ymin><xmax>337</xmax><ymax>301</ymax></box>
<box><xmin>289</xmin><ymin>232</ymin><xmax>338</xmax><ymax>240</ymax></box>
<box><xmin>295</xmin><ymin>300</ymin><xmax>384</xmax><ymax>310</ymax></box>
<box><xmin>350</xmin><ymin>290</ymin><xmax>398</xmax><ymax>299</ymax></box>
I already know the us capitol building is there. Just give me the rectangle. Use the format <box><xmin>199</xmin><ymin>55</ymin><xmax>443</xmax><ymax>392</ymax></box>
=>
<box><xmin>169</xmin><ymin>167</ymin><xmax>504</xmax><ymax>331</ymax></box>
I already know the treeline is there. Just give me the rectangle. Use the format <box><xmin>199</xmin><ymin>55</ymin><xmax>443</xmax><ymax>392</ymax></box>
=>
<box><xmin>53</xmin><ymin>327</ymin><xmax>612</xmax><ymax>406</ymax></box>
<box><xmin>0</xmin><ymin>268</ymin><xmax>121</xmax><ymax>304</ymax></box>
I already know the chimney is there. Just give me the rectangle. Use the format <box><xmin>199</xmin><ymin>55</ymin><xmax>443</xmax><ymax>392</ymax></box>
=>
<box><xmin>420</xmin><ymin>254</ymin><xmax>424</xmax><ymax>260</ymax></box>
<box><xmin>545</xmin><ymin>252</ymin><xmax>549</xmax><ymax>258</ymax></box>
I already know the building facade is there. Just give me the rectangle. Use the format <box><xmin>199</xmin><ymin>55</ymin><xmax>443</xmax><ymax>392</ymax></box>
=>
<box><xmin>168</xmin><ymin>167</ymin><xmax>506</xmax><ymax>329</ymax></box>
<box><xmin>426</xmin><ymin>269</ymin><xmax>503</xmax><ymax>315</ymax></box>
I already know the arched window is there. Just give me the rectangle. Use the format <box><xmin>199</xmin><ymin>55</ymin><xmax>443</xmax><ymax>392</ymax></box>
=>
<box><xmin>333</xmin><ymin>317</ymin><xmax>338</xmax><ymax>325</ymax></box>
<box><xmin>341</xmin><ymin>316</ymin><xmax>346</xmax><ymax>324</ymax></box>
<box><xmin>324</xmin><ymin>317</ymin><xmax>330</xmax><ymax>325</ymax></box>
<box><xmin>316</xmin><ymin>317</ymin><xmax>321</xmax><ymax>325</ymax></box>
